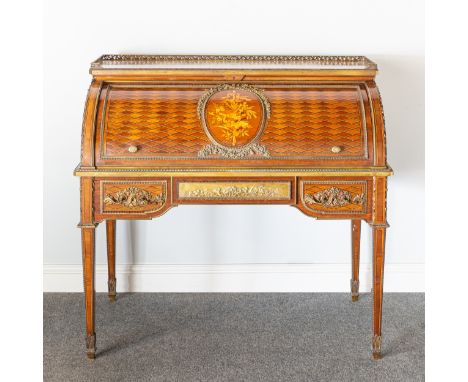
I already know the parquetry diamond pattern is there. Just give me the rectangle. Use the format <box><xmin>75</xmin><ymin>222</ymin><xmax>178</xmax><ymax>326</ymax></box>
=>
<box><xmin>104</xmin><ymin>88</ymin><xmax>209</xmax><ymax>157</ymax></box>
<box><xmin>263</xmin><ymin>88</ymin><xmax>365</xmax><ymax>157</ymax></box>
<box><xmin>102</xmin><ymin>86</ymin><xmax>366</xmax><ymax>159</ymax></box>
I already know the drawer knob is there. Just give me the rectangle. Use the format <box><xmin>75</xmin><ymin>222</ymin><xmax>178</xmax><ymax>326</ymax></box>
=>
<box><xmin>128</xmin><ymin>145</ymin><xmax>138</xmax><ymax>153</ymax></box>
<box><xmin>331</xmin><ymin>146</ymin><xmax>342</xmax><ymax>153</ymax></box>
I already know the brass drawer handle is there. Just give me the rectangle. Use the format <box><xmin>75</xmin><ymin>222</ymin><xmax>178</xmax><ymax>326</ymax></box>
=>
<box><xmin>331</xmin><ymin>146</ymin><xmax>342</xmax><ymax>153</ymax></box>
<box><xmin>128</xmin><ymin>145</ymin><xmax>138</xmax><ymax>153</ymax></box>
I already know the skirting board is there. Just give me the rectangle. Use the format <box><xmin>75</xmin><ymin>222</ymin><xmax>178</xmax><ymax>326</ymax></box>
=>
<box><xmin>44</xmin><ymin>263</ymin><xmax>424</xmax><ymax>292</ymax></box>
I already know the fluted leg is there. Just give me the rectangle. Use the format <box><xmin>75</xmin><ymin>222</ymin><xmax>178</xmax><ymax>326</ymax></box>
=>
<box><xmin>80</xmin><ymin>178</ymin><xmax>97</xmax><ymax>359</ymax></box>
<box><xmin>81</xmin><ymin>226</ymin><xmax>96</xmax><ymax>359</ymax></box>
<box><xmin>106</xmin><ymin>220</ymin><xmax>117</xmax><ymax>302</ymax></box>
<box><xmin>372</xmin><ymin>225</ymin><xmax>386</xmax><ymax>359</ymax></box>
<box><xmin>351</xmin><ymin>219</ymin><xmax>361</xmax><ymax>302</ymax></box>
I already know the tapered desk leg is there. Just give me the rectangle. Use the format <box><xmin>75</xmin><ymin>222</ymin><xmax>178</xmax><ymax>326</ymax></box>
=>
<box><xmin>372</xmin><ymin>225</ymin><xmax>386</xmax><ymax>360</ymax></box>
<box><xmin>106</xmin><ymin>220</ymin><xmax>117</xmax><ymax>302</ymax></box>
<box><xmin>81</xmin><ymin>226</ymin><xmax>96</xmax><ymax>359</ymax></box>
<box><xmin>80</xmin><ymin>178</ymin><xmax>96</xmax><ymax>359</ymax></box>
<box><xmin>351</xmin><ymin>220</ymin><xmax>361</xmax><ymax>302</ymax></box>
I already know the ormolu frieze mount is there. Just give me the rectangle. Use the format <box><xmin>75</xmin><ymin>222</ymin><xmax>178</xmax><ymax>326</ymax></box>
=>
<box><xmin>177</xmin><ymin>181</ymin><xmax>291</xmax><ymax>200</ymax></box>
<box><xmin>304</xmin><ymin>186</ymin><xmax>365</xmax><ymax>208</ymax></box>
<box><xmin>103</xmin><ymin>187</ymin><xmax>165</xmax><ymax>208</ymax></box>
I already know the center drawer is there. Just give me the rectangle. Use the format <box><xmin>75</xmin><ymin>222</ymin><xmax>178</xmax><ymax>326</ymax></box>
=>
<box><xmin>173</xmin><ymin>178</ymin><xmax>296</xmax><ymax>204</ymax></box>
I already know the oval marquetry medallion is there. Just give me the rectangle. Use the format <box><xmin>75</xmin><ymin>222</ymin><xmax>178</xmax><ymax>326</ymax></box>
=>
<box><xmin>205</xmin><ymin>89</ymin><xmax>263</xmax><ymax>147</ymax></box>
<box><xmin>197</xmin><ymin>84</ymin><xmax>270</xmax><ymax>158</ymax></box>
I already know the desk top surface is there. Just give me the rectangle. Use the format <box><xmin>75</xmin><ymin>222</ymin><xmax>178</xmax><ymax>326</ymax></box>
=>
<box><xmin>91</xmin><ymin>55</ymin><xmax>377</xmax><ymax>72</ymax></box>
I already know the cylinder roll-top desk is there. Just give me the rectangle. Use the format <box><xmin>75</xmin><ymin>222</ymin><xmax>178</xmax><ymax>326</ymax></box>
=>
<box><xmin>75</xmin><ymin>54</ymin><xmax>392</xmax><ymax>360</ymax></box>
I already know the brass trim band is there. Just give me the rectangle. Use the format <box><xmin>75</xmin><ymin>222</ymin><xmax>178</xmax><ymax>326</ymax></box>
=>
<box><xmin>74</xmin><ymin>165</ymin><xmax>393</xmax><ymax>178</ymax></box>
<box><xmin>77</xmin><ymin>222</ymin><xmax>98</xmax><ymax>229</ymax></box>
<box><xmin>368</xmin><ymin>221</ymin><xmax>390</xmax><ymax>228</ymax></box>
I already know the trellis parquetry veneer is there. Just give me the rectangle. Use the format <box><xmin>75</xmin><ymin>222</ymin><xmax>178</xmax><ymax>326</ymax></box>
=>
<box><xmin>75</xmin><ymin>54</ymin><xmax>392</xmax><ymax>360</ymax></box>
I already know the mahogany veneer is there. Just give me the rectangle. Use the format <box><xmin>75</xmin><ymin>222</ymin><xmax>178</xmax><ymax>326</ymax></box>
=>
<box><xmin>75</xmin><ymin>54</ymin><xmax>392</xmax><ymax>360</ymax></box>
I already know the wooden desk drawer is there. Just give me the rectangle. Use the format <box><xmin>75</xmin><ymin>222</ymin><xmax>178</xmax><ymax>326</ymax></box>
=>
<box><xmin>95</xmin><ymin>179</ymin><xmax>170</xmax><ymax>218</ymax></box>
<box><xmin>298</xmin><ymin>179</ymin><xmax>371</xmax><ymax>218</ymax></box>
<box><xmin>173</xmin><ymin>178</ymin><xmax>295</xmax><ymax>204</ymax></box>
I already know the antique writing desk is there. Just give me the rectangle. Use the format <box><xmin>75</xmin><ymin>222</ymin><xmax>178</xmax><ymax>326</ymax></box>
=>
<box><xmin>75</xmin><ymin>55</ymin><xmax>392</xmax><ymax>360</ymax></box>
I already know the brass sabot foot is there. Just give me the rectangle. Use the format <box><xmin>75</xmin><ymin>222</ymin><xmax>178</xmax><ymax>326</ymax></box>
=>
<box><xmin>108</xmin><ymin>278</ymin><xmax>117</xmax><ymax>302</ymax></box>
<box><xmin>350</xmin><ymin>279</ymin><xmax>359</xmax><ymax>302</ymax></box>
<box><xmin>86</xmin><ymin>334</ymin><xmax>96</xmax><ymax>360</ymax></box>
<box><xmin>372</xmin><ymin>335</ymin><xmax>382</xmax><ymax>360</ymax></box>
<box><xmin>87</xmin><ymin>352</ymin><xmax>96</xmax><ymax>360</ymax></box>
<box><xmin>372</xmin><ymin>352</ymin><xmax>382</xmax><ymax>360</ymax></box>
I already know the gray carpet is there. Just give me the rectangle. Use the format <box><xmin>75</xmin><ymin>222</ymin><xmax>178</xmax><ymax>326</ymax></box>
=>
<box><xmin>44</xmin><ymin>293</ymin><xmax>424</xmax><ymax>382</ymax></box>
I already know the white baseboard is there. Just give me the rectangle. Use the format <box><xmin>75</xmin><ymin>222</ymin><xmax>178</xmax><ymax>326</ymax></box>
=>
<box><xmin>43</xmin><ymin>263</ymin><xmax>424</xmax><ymax>292</ymax></box>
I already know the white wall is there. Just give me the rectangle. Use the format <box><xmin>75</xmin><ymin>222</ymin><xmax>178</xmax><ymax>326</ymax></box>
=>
<box><xmin>44</xmin><ymin>0</ymin><xmax>424</xmax><ymax>291</ymax></box>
